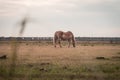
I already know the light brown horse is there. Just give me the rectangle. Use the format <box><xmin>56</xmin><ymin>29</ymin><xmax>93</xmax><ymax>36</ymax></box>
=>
<box><xmin>53</xmin><ymin>31</ymin><xmax>76</xmax><ymax>48</ymax></box>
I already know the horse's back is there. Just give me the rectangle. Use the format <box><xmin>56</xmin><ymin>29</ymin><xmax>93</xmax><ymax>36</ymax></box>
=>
<box><xmin>54</xmin><ymin>31</ymin><xmax>74</xmax><ymax>38</ymax></box>
<box><xmin>66</xmin><ymin>31</ymin><xmax>73</xmax><ymax>35</ymax></box>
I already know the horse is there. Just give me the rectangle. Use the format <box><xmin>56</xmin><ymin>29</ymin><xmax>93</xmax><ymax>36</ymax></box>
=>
<box><xmin>53</xmin><ymin>31</ymin><xmax>76</xmax><ymax>48</ymax></box>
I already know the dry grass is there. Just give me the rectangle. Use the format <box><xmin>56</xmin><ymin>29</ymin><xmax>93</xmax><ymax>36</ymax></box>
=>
<box><xmin>0</xmin><ymin>42</ymin><xmax>120</xmax><ymax>80</ymax></box>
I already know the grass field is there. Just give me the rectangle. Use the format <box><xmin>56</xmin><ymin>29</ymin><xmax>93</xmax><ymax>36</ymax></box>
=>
<box><xmin>0</xmin><ymin>41</ymin><xmax>120</xmax><ymax>80</ymax></box>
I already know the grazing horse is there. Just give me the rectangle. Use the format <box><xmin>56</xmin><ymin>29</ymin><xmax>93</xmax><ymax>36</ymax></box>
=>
<box><xmin>53</xmin><ymin>31</ymin><xmax>75</xmax><ymax>48</ymax></box>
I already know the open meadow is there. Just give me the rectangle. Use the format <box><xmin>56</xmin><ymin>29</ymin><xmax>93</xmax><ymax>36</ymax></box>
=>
<box><xmin>0</xmin><ymin>41</ymin><xmax>120</xmax><ymax>80</ymax></box>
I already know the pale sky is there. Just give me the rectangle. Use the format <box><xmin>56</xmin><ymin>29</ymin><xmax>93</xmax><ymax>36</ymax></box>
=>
<box><xmin>0</xmin><ymin>0</ymin><xmax>120</xmax><ymax>37</ymax></box>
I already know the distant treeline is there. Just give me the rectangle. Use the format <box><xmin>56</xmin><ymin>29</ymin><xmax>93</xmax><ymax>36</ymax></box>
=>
<box><xmin>0</xmin><ymin>37</ymin><xmax>120</xmax><ymax>42</ymax></box>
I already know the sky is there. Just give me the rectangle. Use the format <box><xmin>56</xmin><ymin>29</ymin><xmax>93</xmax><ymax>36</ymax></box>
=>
<box><xmin>0</xmin><ymin>0</ymin><xmax>120</xmax><ymax>37</ymax></box>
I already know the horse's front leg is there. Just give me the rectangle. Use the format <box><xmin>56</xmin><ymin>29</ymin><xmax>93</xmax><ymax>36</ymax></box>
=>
<box><xmin>58</xmin><ymin>40</ymin><xmax>62</xmax><ymax>48</ymax></box>
<box><xmin>54</xmin><ymin>39</ymin><xmax>57</xmax><ymax>48</ymax></box>
<box><xmin>68</xmin><ymin>40</ymin><xmax>71</xmax><ymax>48</ymax></box>
<box><xmin>54</xmin><ymin>44</ymin><xmax>56</xmax><ymax>48</ymax></box>
<box><xmin>54</xmin><ymin>41</ymin><xmax>56</xmax><ymax>47</ymax></box>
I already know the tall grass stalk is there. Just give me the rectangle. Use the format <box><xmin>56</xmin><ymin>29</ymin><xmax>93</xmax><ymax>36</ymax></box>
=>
<box><xmin>8</xmin><ymin>17</ymin><xmax>27</xmax><ymax>79</ymax></box>
<box><xmin>9</xmin><ymin>38</ymin><xmax>18</xmax><ymax>77</ymax></box>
